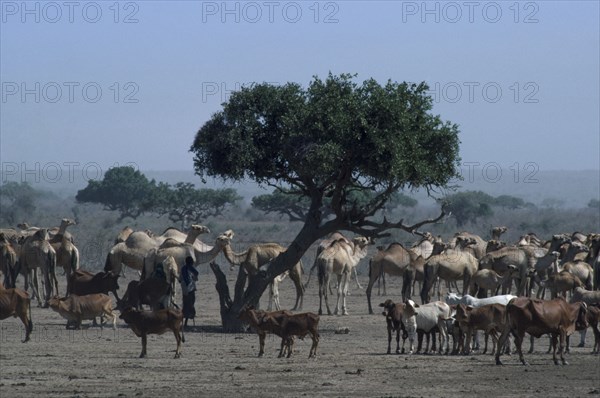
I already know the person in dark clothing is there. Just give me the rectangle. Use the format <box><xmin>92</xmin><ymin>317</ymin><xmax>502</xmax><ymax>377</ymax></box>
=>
<box><xmin>180</xmin><ymin>256</ymin><xmax>199</xmax><ymax>327</ymax></box>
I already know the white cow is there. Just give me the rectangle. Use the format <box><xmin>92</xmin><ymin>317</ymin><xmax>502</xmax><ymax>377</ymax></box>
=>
<box><xmin>445</xmin><ymin>292</ymin><xmax>517</xmax><ymax>307</ymax></box>
<box><xmin>402</xmin><ymin>300</ymin><xmax>452</xmax><ymax>355</ymax></box>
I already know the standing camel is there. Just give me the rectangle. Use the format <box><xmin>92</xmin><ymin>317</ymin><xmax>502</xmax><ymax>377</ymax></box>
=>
<box><xmin>304</xmin><ymin>231</ymin><xmax>362</xmax><ymax>293</ymax></box>
<box><xmin>48</xmin><ymin>219</ymin><xmax>79</xmax><ymax>295</ymax></box>
<box><xmin>420</xmin><ymin>236</ymin><xmax>479</xmax><ymax>303</ymax></box>
<box><xmin>220</xmin><ymin>232</ymin><xmax>305</xmax><ymax>311</ymax></box>
<box><xmin>19</xmin><ymin>229</ymin><xmax>57</xmax><ymax>307</ymax></box>
<box><xmin>317</xmin><ymin>236</ymin><xmax>371</xmax><ymax>315</ymax></box>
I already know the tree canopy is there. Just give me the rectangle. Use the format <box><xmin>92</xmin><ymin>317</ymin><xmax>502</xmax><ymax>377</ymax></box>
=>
<box><xmin>76</xmin><ymin>166</ymin><xmax>240</xmax><ymax>224</ymax></box>
<box><xmin>192</xmin><ymin>73</ymin><xmax>460</xmax><ymax>238</ymax></box>
<box><xmin>0</xmin><ymin>181</ymin><xmax>38</xmax><ymax>225</ymax></box>
<box><xmin>76</xmin><ymin>166</ymin><xmax>156</xmax><ymax>220</ymax></box>
<box><xmin>191</xmin><ymin>73</ymin><xmax>461</xmax><ymax>329</ymax></box>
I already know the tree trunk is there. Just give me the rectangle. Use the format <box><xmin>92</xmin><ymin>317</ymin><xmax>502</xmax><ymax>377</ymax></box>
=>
<box><xmin>209</xmin><ymin>213</ymin><xmax>330</xmax><ymax>332</ymax></box>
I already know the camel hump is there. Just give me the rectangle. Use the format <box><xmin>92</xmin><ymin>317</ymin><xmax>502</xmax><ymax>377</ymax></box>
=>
<box><xmin>159</xmin><ymin>238</ymin><xmax>185</xmax><ymax>249</ymax></box>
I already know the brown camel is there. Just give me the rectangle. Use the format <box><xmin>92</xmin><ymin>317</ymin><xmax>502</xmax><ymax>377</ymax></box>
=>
<box><xmin>48</xmin><ymin>219</ymin><xmax>79</xmax><ymax>295</ymax></box>
<box><xmin>220</xmin><ymin>232</ymin><xmax>305</xmax><ymax>311</ymax></box>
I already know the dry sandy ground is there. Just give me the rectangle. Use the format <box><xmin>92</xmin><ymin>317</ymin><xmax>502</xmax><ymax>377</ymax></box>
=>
<box><xmin>1</xmin><ymin>270</ymin><xmax>599</xmax><ymax>398</ymax></box>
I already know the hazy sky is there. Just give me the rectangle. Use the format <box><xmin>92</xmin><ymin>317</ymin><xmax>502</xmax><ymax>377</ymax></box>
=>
<box><xmin>1</xmin><ymin>1</ymin><xmax>599</xmax><ymax>183</ymax></box>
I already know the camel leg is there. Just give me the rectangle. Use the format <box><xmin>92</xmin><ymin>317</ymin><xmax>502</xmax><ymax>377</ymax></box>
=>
<box><xmin>366</xmin><ymin>271</ymin><xmax>378</xmax><ymax>314</ymax></box>
<box><xmin>341</xmin><ymin>272</ymin><xmax>350</xmax><ymax>316</ymax></box>
<box><xmin>290</xmin><ymin>269</ymin><xmax>304</xmax><ymax>311</ymax></box>
<box><xmin>140</xmin><ymin>333</ymin><xmax>147</xmax><ymax>358</ymax></box>
<box><xmin>324</xmin><ymin>272</ymin><xmax>333</xmax><ymax>316</ymax></box>
<box><xmin>352</xmin><ymin>266</ymin><xmax>362</xmax><ymax>290</ymax></box>
<box><xmin>334</xmin><ymin>274</ymin><xmax>343</xmax><ymax>315</ymax></box>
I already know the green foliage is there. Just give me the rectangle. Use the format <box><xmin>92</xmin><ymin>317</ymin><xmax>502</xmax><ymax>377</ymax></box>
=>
<box><xmin>76</xmin><ymin>166</ymin><xmax>156</xmax><ymax>220</ymax></box>
<box><xmin>443</xmin><ymin>190</ymin><xmax>495</xmax><ymax>227</ymax></box>
<box><xmin>76</xmin><ymin>166</ymin><xmax>241</xmax><ymax>225</ymax></box>
<box><xmin>191</xmin><ymin>73</ymin><xmax>460</xmax><ymax>236</ymax></box>
<box><xmin>588</xmin><ymin>198</ymin><xmax>600</xmax><ymax>210</ymax></box>
<box><xmin>493</xmin><ymin>194</ymin><xmax>526</xmax><ymax>209</ymax></box>
<box><xmin>0</xmin><ymin>181</ymin><xmax>38</xmax><ymax>225</ymax></box>
<box><xmin>154</xmin><ymin>182</ymin><xmax>242</xmax><ymax>227</ymax></box>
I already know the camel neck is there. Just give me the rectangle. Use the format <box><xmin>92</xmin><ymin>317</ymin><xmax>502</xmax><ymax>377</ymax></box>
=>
<box><xmin>222</xmin><ymin>244</ymin><xmax>246</xmax><ymax>265</ymax></box>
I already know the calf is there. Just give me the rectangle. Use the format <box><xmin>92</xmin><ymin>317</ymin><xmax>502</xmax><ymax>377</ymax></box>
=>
<box><xmin>402</xmin><ymin>300</ymin><xmax>451</xmax><ymax>355</ymax></box>
<box><xmin>238</xmin><ymin>306</ymin><xmax>293</xmax><ymax>357</ymax></box>
<box><xmin>275</xmin><ymin>311</ymin><xmax>320</xmax><ymax>358</ymax></box>
<box><xmin>119</xmin><ymin>307</ymin><xmax>184</xmax><ymax>358</ymax></box>
<box><xmin>48</xmin><ymin>294</ymin><xmax>116</xmax><ymax>330</ymax></box>
<box><xmin>496</xmin><ymin>297</ymin><xmax>588</xmax><ymax>366</ymax></box>
<box><xmin>0</xmin><ymin>287</ymin><xmax>33</xmax><ymax>342</ymax></box>
<box><xmin>380</xmin><ymin>299</ymin><xmax>437</xmax><ymax>355</ymax></box>
<box><xmin>69</xmin><ymin>270</ymin><xmax>120</xmax><ymax>300</ymax></box>
<box><xmin>455</xmin><ymin>303</ymin><xmax>507</xmax><ymax>355</ymax></box>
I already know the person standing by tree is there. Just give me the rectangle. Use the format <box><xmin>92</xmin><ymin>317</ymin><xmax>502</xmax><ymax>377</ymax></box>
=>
<box><xmin>180</xmin><ymin>256</ymin><xmax>199</xmax><ymax>327</ymax></box>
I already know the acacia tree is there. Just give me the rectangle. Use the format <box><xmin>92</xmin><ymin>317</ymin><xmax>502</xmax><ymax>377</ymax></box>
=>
<box><xmin>153</xmin><ymin>182</ymin><xmax>242</xmax><ymax>228</ymax></box>
<box><xmin>191</xmin><ymin>73</ymin><xmax>461</xmax><ymax>330</ymax></box>
<box><xmin>76</xmin><ymin>166</ymin><xmax>156</xmax><ymax>221</ymax></box>
<box><xmin>443</xmin><ymin>190</ymin><xmax>495</xmax><ymax>227</ymax></box>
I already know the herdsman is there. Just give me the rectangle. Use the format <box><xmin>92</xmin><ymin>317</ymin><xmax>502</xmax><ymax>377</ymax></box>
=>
<box><xmin>179</xmin><ymin>256</ymin><xmax>199</xmax><ymax>327</ymax></box>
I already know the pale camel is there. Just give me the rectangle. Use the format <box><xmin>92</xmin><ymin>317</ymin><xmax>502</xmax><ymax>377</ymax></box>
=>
<box><xmin>19</xmin><ymin>229</ymin><xmax>58</xmax><ymax>307</ymax></box>
<box><xmin>449</xmin><ymin>232</ymin><xmax>487</xmax><ymax>260</ymax></box>
<box><xmin>114</xmin><ymin>226</ymin><xmax>134</xmax><ymax>244</ymax></box>
<box><xmin>470</xmin><ymin>265</ymin><xmax>518</xmax><ymax>297</ymax></box>
<box><xmin>491</xmin><ymin>226</ymin><xmax>508</xmax><ymax>241</ymax></box>
<box><xmin>48</xmin><ymin>218</ymin><xmax>76</xmax><ymax>242</ymax></box>
<box><xmin>0</xmin><ymin>234</ymin><xmax>18</xmax><ymax>288</ymax></box>
<box><xmin>317</xmin><ymin>236</ymin><xmax>371</xmax><ymax>315</ymax></box>
<box><xmin>304</xmin><ymin>232</ymin><xmax>362</xmax><ymax>293</ymax></box>
<box><xmin>104</xmin><ymin>227</ymin><xmax>176</xmax><ymax>275</ymax></box>
<box><xmin>143</xmin><ymin>225</ymin><xmax>213</xmax><ymax>277</ymax></box>
<box><xmin>420</xmin><ymin>236</ymin><xmax>479</xmax><ymax>303</ymax></box>
<box><xmin>220</xmin><ymin>232</ymin><xmax>305</xmax><ymax>311</ymax></box>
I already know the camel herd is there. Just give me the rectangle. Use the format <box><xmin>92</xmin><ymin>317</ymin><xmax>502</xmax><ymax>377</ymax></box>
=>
<box><xmin>1</xmin><ymin>220</ymin><xmax>600</xmax><ymax>361</ymax></box>
<box><xmin>1</xmin><ymin>221</ymin><xmax>599</xmax><ymax>314</ymax></box>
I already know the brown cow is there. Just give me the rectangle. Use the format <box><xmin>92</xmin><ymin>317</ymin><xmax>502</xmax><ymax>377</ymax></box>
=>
<box><xmin>274</xmin><ymin>311</ymin><xmax>320</xmax><ymax>358</ymax></box>
<box><xmin>495</xmin><ymin>297</ymin><xmax>588</xmax><ymax>366</ymax></box>
<box><xmin>455</xmin><ymin>303</ymin><xmax>507</xmax><ymax>355</ymax></box>
<box><xmin>48</xmin><ymin>294</ymin><xmax>116</xmax><ymax>330</ymax></box>
<box><xmin>238</xmin><ymin>306</ymin><xmax>293</xmax><ymax>357</ymax></box>
<box><xmin>119</xmin><ymin>307</ymin><xmax>185</xmax><ymax>358</ymax></box>
<box><xmin>119</xmin><ymin>277</ymin><xmax>171</xmax><ymax>311</ymax></box>
<box><xmin>68</xmin><ymin>270</ymin><xmax>120</xmax><ymax>300</ymax></box>
<box><xmin>0</xmin><ymin>286</ymin><xmax>33</xmax><ymax>342</ymax></box>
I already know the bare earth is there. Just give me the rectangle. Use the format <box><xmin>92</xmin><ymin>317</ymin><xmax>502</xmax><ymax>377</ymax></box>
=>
<box><xmin>1</xmin><ymin>271</ymin><xmax>599</xmax><ymax>398</ymax></box>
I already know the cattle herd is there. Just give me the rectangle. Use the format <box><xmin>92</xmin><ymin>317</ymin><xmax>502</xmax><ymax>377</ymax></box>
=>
<box><xmin>0</xmin><ymin>221</ymin><xmax>599</xmax><ymax>367</ymax></box>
